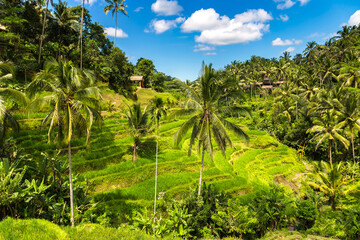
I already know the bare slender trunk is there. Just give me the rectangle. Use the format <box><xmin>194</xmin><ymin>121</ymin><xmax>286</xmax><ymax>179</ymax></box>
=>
<box><xmin>255</xmin><ymin>87</ymin><xmax>259</xmax><ymax>110</ymax></box>
<box><xmin>79</xmin><ymin>0</ymin><xmax>85</xmax><ymax>70</ymax></box>
<box><xmin>351</xmin><ymin>134</ymin><xmax>355</xmax><ymax>162</ymax></box>
<box><xmin>250</xmin><ymin>84</ymin><xmax>253</xmax><ymax>101</ymax></box>
<box><xmin>198</xmin><ymin>143</ymin><xmax>205</xmax><ymax>197</ymax></box>
<box><xmin>154</xmin><ymin>120</ymin><xmax>159</xmax><ymax>216</ymax></box>
<box><xmin>38</xmin><ymin>0</ymin><xmax>49</xmax><ymax>64</ymax></box>
<box><xmin>68</xmin><ymin>141</ymin><xmax>75</xmax><ymax>227</ymax></box>
<box><xmin>114</xmin><ymin>11</ymin><xmax>117</xmax><ymax>48</ymax></box>
<box><xmin>329</xmin><ymin>140</ymin><xmax>332</xmax><ymax>165</ymax></box>
<box><xmin>132</xmin><ymin>142</ymin><xmax>137</xmax><ymax>163</ymax></box>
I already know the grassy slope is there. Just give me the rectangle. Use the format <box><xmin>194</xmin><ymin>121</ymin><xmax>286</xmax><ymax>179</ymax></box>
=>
<box><xmin>10</xmin><ymin>88</ymin><xmax>306</xmax><ymax>218</ymax></box>
<box><xmin>0</xmin><ymin>218</ymin><xmax>333</xmax><ymax>240</ymax></box>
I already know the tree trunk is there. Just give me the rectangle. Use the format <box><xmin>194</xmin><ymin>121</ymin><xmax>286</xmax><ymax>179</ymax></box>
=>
<box><xmin>329</xmin><ymin>140</ymin><xmax>332</xmax><ymax>165</ymax></box>
<box><xmin>79</xmin><ymin>0</ymin><xmax>85</xmax><ymax>70</ymax></box>
<box><xmin>38</xmin><ymin>0</ymin><xmax>49</xmax><ymax>64</ymax></box>
<box><xmin>114</xmin><ymin>11</ymin><xmax>117</xmax><ymax>48</ymax></box>
<box><xmin>198</xmin><ymin>142</ymin><xmax>205</xmax><ymax>197</ymax></box>
<box><xmin>154</xmin><ymin>120</ymin><xmax>159</xmax><ymax>216</ymax></box>
<box><xmin>250</xmin><ymin>84</ymin><xmax>253</xmax><ymax>101</ymax></box>
<box><xmin>68</xmin><ymin>141</ymin><xmax>75</xmax><ymax>227</ymax></box>
<box><xmin>132</xmin><ymin>142</ymin><xmax>137</xmax><ymax>163</ymax></box>
<box><xmin>352</xmin><ymin>134</ymin><xmax>355</xmax><ymax>162</ymax></box>
<box><xmin>331</xmin><ymin>195</ymin><xmax>336</xmax><ymax>211</ymax></box>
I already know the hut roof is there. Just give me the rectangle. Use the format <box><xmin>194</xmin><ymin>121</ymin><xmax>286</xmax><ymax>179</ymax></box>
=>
<box><xmin>273</xmin><ymin>81</ymin><xmax>285</xmax><ymax>85</ymax></box>
<box><xmin>0</xmin><ymin>24</ymin><xmax>7</xmax><ymax>31</ymax></box>
<box><xmin>130</xmin><ymin>76</ymin><xmax>144</xmax><ymax>81</ymax></box>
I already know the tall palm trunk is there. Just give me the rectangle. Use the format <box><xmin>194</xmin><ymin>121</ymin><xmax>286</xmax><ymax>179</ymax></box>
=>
<box><xmin>250</xmin><ymin>84</ymin><xmax>253</xmax><ymax>101</ymax></box>
<box><xmin>132</xmin><ymin>139</ymin><xmax>137</xmax><ymax>163</ymax></box>
<box><xmin>38</xmin><ymin>0</ymin><xmax>49</xmax><ymax>64</ymax></box>
<box><xmin>68</xmin><ymin>141</ymin><xmax>75</xmax><ymax>227</ymax></box>
<box><xmin>329</xmin><ymin>139</ymin><xmax>333</xmax><ymax>165</ymax></box>
<box><xmin>79</xmin><ymin>0</ymin><xmax>85</xmax><ymax>69</ymax></box>
<box><xmin>351</xmin><ymin>134</ymin><xmax>355</xmax><ymax>162</ymax></box>
<box><xmin>154</xmin><ymin>120</ymin><xmax>159</xmax><ymax>216</ymax></box>
<box><xmin>114</xmin><ymin>11</ymin><xmax>117</xmax><ymax>48</ymax></box>
<box><xmin>198</xmin><ymin>142</ymin><xmax>205</xmax><ymax>197</ymax></box>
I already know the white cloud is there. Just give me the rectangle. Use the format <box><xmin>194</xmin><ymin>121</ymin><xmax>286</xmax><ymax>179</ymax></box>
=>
<box><xmin>148</xmin><ymin>17</ymin><xmax>185</xmax><ymax>34</ymax></box>
<box><xmin>322</xmin><ymin>32</ymin><xmax>338</xmax><ymax>40</ymax></box>
<box><xmin>307</xmin><ymin>32</ymin><xmax>325</xmax><ymax>38</ymax></box>
<box><xmin>181</xmin><ymin>9</ymin><xmax>273</xmax><ymax>46</ymax></box>
<box><xmin>151</xmin><ymin>0</ymin><xmax>183</xmax><ymax>16</ymax></box>
<box><xmin>272</xmin><ymin>37</ymin><xmax>302</xmax><ymax>46</ymax></box>
<box><xmin>274</xmin><ymin>0</ymin><xmax>310</xmax><ymax>9</ymax></box>
<box><xmin>279</xmin><ymin>14</ymin><xmax>289</xmax><ymax>22</ymax></box>
<box><xmin>134</xmin><ymin>7</ymin><xmax>144</xmax><ymax>12</ymax></box>
<box><xmin>274</xmin><ymin>0</ymin><xmax>296</xmax><ymax>10</ymax></box>
<box><xmin>284</xmin><ymin>47</ymin><xmax>295</xmax><ymax>53</ymax></box>
<box><xmin>348</xmin><ymin>10</ymin><xmax>360</xmax><ymax>26</ymax></box>
<box><xmin>194</xmin><ymin>44</ymin><xmax>215</xmax><ymax>52</ymax></box>
<box><xmin>126</xmin><ymin>55</ymin><xmax>136</xmax><ymax>61</ymax></box>
<box><xmin>299</xmin><ymin>0</ymin><xmax>310</xmax><ymax>6</ymax></box>
<box><xmin>76</xmin><ymin>0</ymin><xmax>97</xmax><ymax>6</ymax></box>
<box><xmin>204</xmin><ymin>52</ymin><xmax>217</xmax><ymax>56</ymax></box>
<box><xmin>104</xmin><ymin>27</ymin><xmax>128</xmax><ymax>38</ymax></box>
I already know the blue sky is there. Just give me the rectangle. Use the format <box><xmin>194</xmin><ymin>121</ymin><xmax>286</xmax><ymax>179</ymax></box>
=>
<box><xmin>66</xmin><ymin>0</ymin><xmax>360</xmax><ymax>81</ymax></box>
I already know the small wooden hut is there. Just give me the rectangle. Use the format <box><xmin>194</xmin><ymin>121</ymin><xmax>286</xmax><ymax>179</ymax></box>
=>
<box><xmin>130</xmin><ymin>76</ymin><xmax>144</xmax><ymax>88</ymax></box>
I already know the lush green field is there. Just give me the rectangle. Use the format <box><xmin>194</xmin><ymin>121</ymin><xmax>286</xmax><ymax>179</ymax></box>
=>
<box><xmin>11</xmin><ymin>89</ymin><xmax>306</xmax><ymax>220</ymax></box>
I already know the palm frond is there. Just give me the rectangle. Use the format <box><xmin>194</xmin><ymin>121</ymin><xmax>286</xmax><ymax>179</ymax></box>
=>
<box><xmin>174</xmin><ymin>114</ymin><xmax>200</xmax><ymax>147</ymax></box>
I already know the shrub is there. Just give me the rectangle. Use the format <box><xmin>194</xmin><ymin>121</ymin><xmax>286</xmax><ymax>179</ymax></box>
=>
<box><xmin>0</xmin><ymin>218</ymin><xmax>68</xmax><ymax>240</ymax></box>
<box><xmin>296</xmin><ymin>200</ymin><xmax>318</xmax><ymax>230</ymax></box>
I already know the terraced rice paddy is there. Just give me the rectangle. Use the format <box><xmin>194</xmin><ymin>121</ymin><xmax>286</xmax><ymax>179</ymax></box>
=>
<box><xmin>11</xmin><ymin>91</ymin><xmax>306</xmax><ymax>217</ymax></box>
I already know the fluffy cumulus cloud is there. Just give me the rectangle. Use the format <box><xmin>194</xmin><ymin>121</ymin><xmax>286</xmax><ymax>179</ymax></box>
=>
<box><xmin>284</xmin><ymin>47</ymin><xmax>295</xmax><ymax>52</ymax></box>
<box><xmin>181</xmin><ymin>9</ymin><xmax>273</xmax><ymax>46</ymax></box>
<box><xmin>151</xmin><ymin>0</ymin><xmax>183</xmax><ymax>16</ymax></box>
<box><xmin>148</xmin><ymin>17</ymin><xmax>185</xmax><ymax>34</ymax></box>
<box><xmin>272</xmin><ymin>37</ymin><xmax>302</xmax><ymax>46</ymax></box>
<box><xmin>193</xmin><ymin>44</ymin><xmax>216</xmax><ymax>52</ymax></box>
<box><xmin>348</xmin><ymin>10</ymin><xmax>360</xmax><ymax>26</ymax></box>
<box><xmin>104</xmin><ymin>27</ymin><xmax>128</xmax><ymax>38</ymax></box>
<box><xmin>274</xmin><ymin>0</ymin><xmax>310</xmax><ymax>10</ymax></box>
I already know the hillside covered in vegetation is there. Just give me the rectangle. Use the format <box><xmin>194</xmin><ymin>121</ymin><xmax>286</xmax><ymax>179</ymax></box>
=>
<box><xmin>1</xmin><ymin>0</ymin><xmax>360</xmax><ymax>239</ymax></box>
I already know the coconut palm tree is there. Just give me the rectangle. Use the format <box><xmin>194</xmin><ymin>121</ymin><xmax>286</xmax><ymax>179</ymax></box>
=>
<box><xmin>38</xmin><ymin>0</ymin><xmax>62</xmax><ymax>64</ymax></box>
<box><xmin>173</xmin><ymin>63</ymin><xmax>250</xmax><ymax>197</ymax></box>
<box><xmin>271</xmin><ymin>58</ymin><xmax>290</xmax><ymax>82</ymax></box>
<box><xmin>148</xmin><ymin>97</ymin><xmax>167</xmax><ymax>216</ymax></box>
<box><xmin>79</xmin><ymin>0</ymin><xmax>89</xmax><ymax>69</ymax></box>
<box><xmin>339</xmin><ymin>63</ymin><xmax>360</xmax><ymax>88</ymax></box>
<box><xmin>104</xmin><ymin>0</ymin><xmax>128</xmax><ymax>48</ymax></box>
<box><xmin>303</xmin><ymin>41</ymin><xmax>318</xmax><ymax>63</ymax></box>
<box><xmin>123</xmin><ymin>103</ymin><xmax>149</xmax><ymax>163</ymax></box>
<box><xmin>308</xmin><ymin>161</ymin><xmax>351</xmax><ymax>210</ymax></box>
<box><xmin>27</xmin><ymin>58</ymin><xmax>102</xmax><ymax>227</ymax></box>
<box><xmin>52</xmin><ymin>2</ymin><xmax>79</xmax><ymax>59</ymax></box>
<box><xmin>333</xmin><ymin>93</ymin><xmax>360</xmax><ymax>161</ymax></box>
<box><xmin>307</xmin><ymin>110</ymin><xmax>349</xmax><ymax>164</ymax></box>
<box><xmin>0</xmin><ymin>62</ymin><xmax>28</xmax><ymax>146</ymax></box>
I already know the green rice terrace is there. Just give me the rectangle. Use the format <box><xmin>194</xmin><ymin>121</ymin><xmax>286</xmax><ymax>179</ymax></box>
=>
<box><xmin>11</xmin><ymin>89</ymin><xmax>305</xmax><ymax>219</ymax></box>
